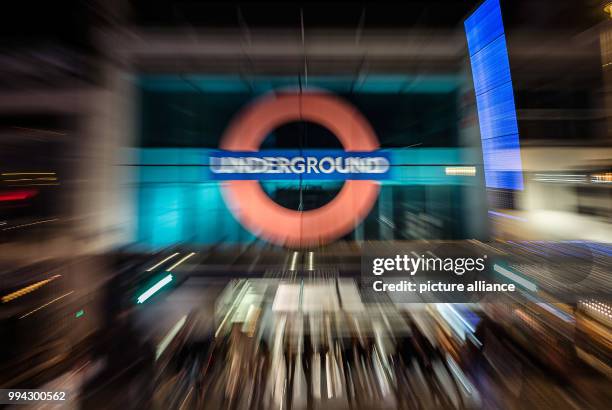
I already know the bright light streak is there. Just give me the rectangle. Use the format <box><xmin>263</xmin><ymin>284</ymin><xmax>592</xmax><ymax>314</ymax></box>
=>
<box><xmin>308</xmin><ymin>251</ymin><xmax>314</xmax><ymax>271</ymax></box>
<box><xmin>2</xmin><ymin>218</ymin><xmax>59</xmax><ymax>231</ymax></box>
<box><xmin>3</xmin><ymin>177</ymin><xmax>57</xmax><ymax>182</ymax></box>
<box><xmin>272</xmin><ymin>284</ymin><xmax>301</xmax><ymax>312</ymax></box>
<box><xmin>146</xmin><ymin>252</ymin><xmax>180</xmax><ymax>272</ymax></box>
<box><xmin>2</xmin><ymin>274</ymin><xmax>61</xmax><ymax>303</ymax></box>
<box><xmin>20</xmin><ymin>291</ymin><xmax>74</xmax><ymax>319</ymax></box>
<box><xmin>493</xmin><ymin>264</ymin><xmax>537</xmax><ymax>292</ymax></box>
<box><xmin>215</xmin><ymin>280</ymin><xmax>249</xmax><ymax>337</ymax></box>
<box><xmin>535</xmin><ymin>174</ymin><xmax>586</xmax><ymax>177</ymax></box>
<box><xmin>8</xmin><ymin>183</ymin><xmax>60</xmax><ymax>187</ymax></box>
<box><xmin>11</xmin><ymin>127</ymin><xmax>65</xmax><ymax>136</ymax></box>
<box><xmin>167</xmin><ymin>252</ymin><xmax>196</xmax><ymax>271</ymax></box>
<box><xmin>2</xmin><ymin>172</ymin><xmax>56</xmax><ymax>176</ymax></box>
<box><xmin>137</xmin><ymin>274</ymin><xmax>173</xmax><ymax>304</ymax></box>
<box><xmin>519</xmin><ymin>290</ymin><xmax>574</xmax><ymax>322</ymax></box>
<box><xmin>592</xmin><ymin>172</ymin><xmax>612</xmax><ymax>183</ymax></box>
<box><xmin>538</xmin><ymin>302</ymin><xmax>573</xmax><ymax>323</ymax></box>
<box><xmin>446</xmin><ymin>304</ymin><xmax>476</xmax><ymax>333</ymax></box>
<box><xmin>581</xmin><ymin>300</ymin><xmax>612</xmax><ymax>320</ymax></box>
<box><xmin>289</xmin><ymin>251</ymin><xmax>299</xmax><ymax>271</ymax></box>
<box><xmin>446</xmin><ymin>354</ymin><xmax>474</xmax><ymax>394</ymax></box>
<box><xmin>436</xmin><ymin>304</ymin><xmax>482</xmax><ymax>347</ymax></box>
<box><xmin>445</xmin><ymin>166</ymin><xmax>476</xmax><ymax>176</ymax></box>
<box><xmin>487</xmin><ymin>210</ymin><xmax>527</xmax><ymax>222</ymax></box>
<box><xmin>437</xmin><ymin>304</ymin><xmax>469</xmax><ymax>341</ymax></box>
<box><xmin>156</xmin><ymin>315</ymin><xmax>187</xmax><ymax>360</ymax></box>
<box><xmin>534</xmin><ymin>174</ymin><xmax>587</xmax><ymax>183</ymax></box>
<box><xmin>0</xmin><ymin>190</ymin><xmax>38</xmax><ymax>202</ymax></box>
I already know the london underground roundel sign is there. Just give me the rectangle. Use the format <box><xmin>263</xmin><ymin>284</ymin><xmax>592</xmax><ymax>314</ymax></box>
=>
<box><xmin>218</xmin><ymin>91</ymin><xmax>384</xmax><ymax>248</ymax></box>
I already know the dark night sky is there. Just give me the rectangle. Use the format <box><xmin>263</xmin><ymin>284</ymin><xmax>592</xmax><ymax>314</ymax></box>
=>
<box><xmin>0</xmin><ymin>1</ymin><xmax>606</xmax><ymax>52</ymax></box>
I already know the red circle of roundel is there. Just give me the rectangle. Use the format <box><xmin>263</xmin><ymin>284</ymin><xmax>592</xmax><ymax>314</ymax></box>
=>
<box><xmin>219</xmin><ymin>91</ymin><xmax>380</xmax><ymax>248</ymax></box>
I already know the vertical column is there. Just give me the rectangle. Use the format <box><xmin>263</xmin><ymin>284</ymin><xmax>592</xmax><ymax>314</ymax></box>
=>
<box><xmin>458</xmin><ymin>58</ymin><xmax>490</xmax><ymax>241</ymax></box>
<box><xmin>76</xmin><ymin>60</ymin><xmax>137</xmax><ymax>252</ymax></box>
<box><xmin>378</xmin><ymin>185</ymin><xmax>394</xmax><ymax>240</ymax></box>
<box><xmin>600</xmin><ymin>20</ymin><xmax>612</xmax><ymax>139</ymax></box>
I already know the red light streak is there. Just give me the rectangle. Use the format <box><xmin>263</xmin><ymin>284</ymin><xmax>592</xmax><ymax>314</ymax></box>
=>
<box><xmin>0</xmin><ymin>190</ymin><xmax>38</xmax><ymax>202</ymax></box>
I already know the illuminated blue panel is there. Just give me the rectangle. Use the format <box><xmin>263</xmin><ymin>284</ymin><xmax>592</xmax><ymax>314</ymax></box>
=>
<box><xmin>465</xmin><ymin>0</ymin><xmax>523</xmax><ymax>190</ymax></box>
<box><xmin>475</xmin><ymin>82</ymin><xmax>519</xmax><ymax>139</ymax></box>
<box><xmin>470</xmin><ymin>37</ymin><xmax>512</xmax><ymax>97</ymax></box>
<box><xmin>465</xmin><ymin>0</ymin><xmax>504</xmax><ymax>55</ymax></box>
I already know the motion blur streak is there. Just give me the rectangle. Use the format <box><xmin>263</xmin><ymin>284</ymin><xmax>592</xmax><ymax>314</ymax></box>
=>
<box><xmin>2</xmin><ymin>218</ymin><xmax>59</xmax><ymax>231</ymax></box>
<box><xmin>156</xmin><ymin>315</ymin><xmax>187</xmax><ymax>360</ymax></box>
<box><xmin>19</xmin><ymin>291</ymin><xmax>74</xmax><ymax>319</ymax></box>
<box><xmin>1</xmin><ymin>172</ymin><xmax>56</xmax><ymax>176</ymax></box>
<box><xmin>0</xmin><ymin>190</ymin><xmax>38</xmax><ymax>201</ymax></box>
<box><xmin>136</xmin><ymin>274</ymin><xmax>173</xmax><ymax>303</ymax></box>
<box><xmin>167</xmin><ymin>253</ymin><xmax>196</xmax><ymax>271</ymax></box>
<box><xmin>1</xmin><ymin>274</ymin><xmax>61</xmax><ymax>303</ymax></box>
<box><xmin>146</xmin><ymin>252</ymin><xmax>180</xmax><ymax>272</ymax></box>
<box><xmin>0</xmin><ymin>1</ymin><xmax>610</xmax><ymax>409</ymax></box>
<box><xmin>493</xmin><ymin>264</ymin><xmax>538</xmax><ymax>292</ymax></box>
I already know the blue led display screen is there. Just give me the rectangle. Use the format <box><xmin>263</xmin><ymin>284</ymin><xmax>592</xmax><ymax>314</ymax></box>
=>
<box><xmin>465</xmin><ymin>0</ymin><xmax>524</xmax><ymax>190</ymax></box>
